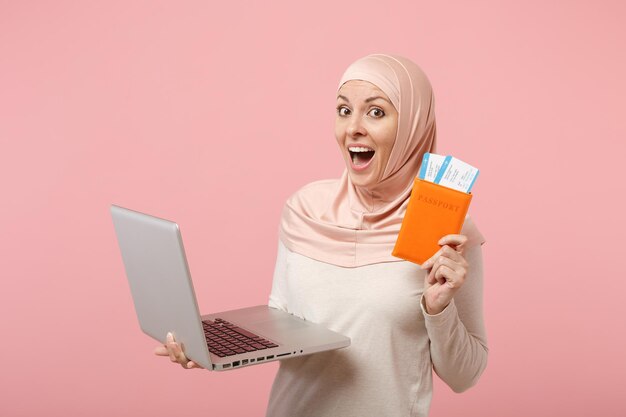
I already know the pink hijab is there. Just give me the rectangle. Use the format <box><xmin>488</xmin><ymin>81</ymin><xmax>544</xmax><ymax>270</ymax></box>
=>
<box><xmin>279</xmin><ymin>53</ymin><xmax>484</xmax><ymax>267</ymax></box>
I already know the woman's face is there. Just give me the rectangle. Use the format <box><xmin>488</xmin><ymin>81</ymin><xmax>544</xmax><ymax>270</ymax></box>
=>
<box><xmin>335</xmin><ymin>80</ymin><xmax>398</xmax><ymax>189</ymax></box>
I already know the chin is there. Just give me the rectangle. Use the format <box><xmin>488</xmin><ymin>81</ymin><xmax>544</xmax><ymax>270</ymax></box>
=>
<box><xmin>347</xmin><ymin>172</ymin><xmax>376</xmax><ymax>189</ymax></box>
<box><xmin>342</xmin><ymin>155</ymin><xmax>378</xmax><ymax>188</ymax></box>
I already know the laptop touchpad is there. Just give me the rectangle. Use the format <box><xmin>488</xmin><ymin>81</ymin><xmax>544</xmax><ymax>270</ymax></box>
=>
<box><xmin>254</xmin><ymin>318</ymin><xmax>309</xmax><ymax>333</ymax></box>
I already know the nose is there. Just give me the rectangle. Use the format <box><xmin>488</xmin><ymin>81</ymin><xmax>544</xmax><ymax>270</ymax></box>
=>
<box><xmin>347</xmin><ymin>115</ymin><xmax>366</xmax><ymax>138</ymax></box>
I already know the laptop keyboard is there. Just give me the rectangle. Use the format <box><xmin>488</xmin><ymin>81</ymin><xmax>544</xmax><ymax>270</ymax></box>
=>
<box><xmin>203</xmin><ymin>318</ymin><xmax>279</xmax><ymax>357</ymax></box>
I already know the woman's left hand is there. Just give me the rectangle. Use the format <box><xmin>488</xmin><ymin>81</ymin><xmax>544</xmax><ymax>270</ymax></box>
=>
<box><xmin>420</xmin><ymin>234</ymin><xmax>469</xmax><ymax>315</ymax></box>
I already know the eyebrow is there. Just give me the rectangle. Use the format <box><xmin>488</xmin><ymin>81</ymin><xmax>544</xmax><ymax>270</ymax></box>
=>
<box><xmin>365</xmin><ymin>96</ymin><xmax>392</xmax><ymax>104</ymax></box>
<box><xmin>337</xmin><ymin>95</ymin><xmax>392</xmax><ymax>105</ymax></box>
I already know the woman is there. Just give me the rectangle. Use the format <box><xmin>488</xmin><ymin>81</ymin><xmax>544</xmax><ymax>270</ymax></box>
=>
<box><xmin>156</xmin><ymin>53</ymin><xmax>488</xmax><ymax>417</ymax></box>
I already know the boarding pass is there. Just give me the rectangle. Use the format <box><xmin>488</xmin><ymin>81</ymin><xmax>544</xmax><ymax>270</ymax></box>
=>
<box><xmin>418</xmin><ymin>153</ymin><xmax>479</xmax><ymax>193</ymax></box>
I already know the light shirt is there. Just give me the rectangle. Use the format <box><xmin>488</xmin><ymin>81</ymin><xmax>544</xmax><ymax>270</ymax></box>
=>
<box><xmin>265</xmin><ymin>239</ymin><xmax>488</xmax><ymax>417</ymax></box>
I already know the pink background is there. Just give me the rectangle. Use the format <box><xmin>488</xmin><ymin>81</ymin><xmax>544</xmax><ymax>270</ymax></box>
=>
<box><xmin>1</xmin><ymin>1</ymin><xmax>625</xmax><ymax>416</ymax></box>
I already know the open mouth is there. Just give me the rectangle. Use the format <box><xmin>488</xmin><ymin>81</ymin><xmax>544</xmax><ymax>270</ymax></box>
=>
<box><xmin>348</xmin><ymin>146</ymin><xmax>375</xmax><ymax>167</ymax></box>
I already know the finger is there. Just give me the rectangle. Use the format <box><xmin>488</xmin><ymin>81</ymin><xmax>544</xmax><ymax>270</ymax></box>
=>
<box><xmin>436</xmin><ymin>253</ymin><xmax>464</xmax><ymax>274</ymax></box>
<box><xmin>154</xmin><ymin>345</ymin><xmax>169</xmax><ymax>356</ymax></box>
<box><xmin>438</xmin><ymin>234</ymin><xmax>468</xmax><ymax>253</ymax></box>
<box><xmin>426</xmin><ymin>266</ymin><xmax>436</xmax><ymax>284</ymax></box>
<box><xmin>186</xmin><ymin>361</ymin><xmax>200</xmax><ymax>369</ymax></box>
<box><xmin>169</xmin><ymin>341</ymin><xmax>189</xmax><ymax>364</ymax></box>
<box><xmin>169</xmin><ymin>343</ymin><xmax>186</xmax><ymax>362</ymax></box>
<box><xmin>439</xmin><ymin>245</ymin><xmax>468</xmax><ymax>267</ymax></box>
<box><xmin>435</xmin><ymin>264</ymin><xmax>464</xmax><ymax>289</ymax></box>
<box><xmin>421</xmin><ymin>234</ymin><xmax>469</xmax><ymax>270</ymax></box>
<box><xmin>166</xmin><ymin>332</ymin><xmax>178</xmax><ymax>362</ymax></box>
<box><xmin>167</xmin><ymin>344</ymin><xmax>186</xmax><ymax>363</ymax></box>
<box><xmin>426</xmin><ymin>260</ymin><xmax>438</xmax><ymax>284</ymax></box>
<box><xmin>427</xmin><ymin>262</ymin><xmax>446</xmax><ymax>285</ymax></box>
<box><xmin>427</xmin><ymin>249</ymin><xmax>454</xmax><ymax>284</ymax></box>
<box><xmin>167</xmin><ymin>346</ymin><xmax>177</xmax><ymax>362</ymax></box>
<box><xmin>421</xmin><ymin>248</ymin><xmax>443</xmax><ymax>270</ymax></box>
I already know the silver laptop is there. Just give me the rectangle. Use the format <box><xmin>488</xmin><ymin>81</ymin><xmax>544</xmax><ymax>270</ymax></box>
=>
<box><xmin>110</xmin><ymin>205</ymin><xmax>350</xmax><ymax>371</ymax></box>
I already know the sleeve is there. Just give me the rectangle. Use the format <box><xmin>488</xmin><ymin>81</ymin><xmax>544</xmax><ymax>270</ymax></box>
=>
<box><xmin>420</xmin><ymin>241</ymin><xmax>488</xmax><ymax>393</ymax></box>
<box><xmin>267</xmin><ymin>238</ymin><xmax>290</xmax><ymax>313</ymax></box>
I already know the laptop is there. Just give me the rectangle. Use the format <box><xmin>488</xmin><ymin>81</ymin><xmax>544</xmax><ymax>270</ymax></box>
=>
<box><xmin>110</xmin><ymin>205</ymin><xmax>350</xmax><ymax>371</ymax></box>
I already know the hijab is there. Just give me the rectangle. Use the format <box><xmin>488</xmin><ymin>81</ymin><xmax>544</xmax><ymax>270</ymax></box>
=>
<box><xmin>279</xmin><ymin>53</ymin><xmax>485</xmax><ymax>267</ymax></box>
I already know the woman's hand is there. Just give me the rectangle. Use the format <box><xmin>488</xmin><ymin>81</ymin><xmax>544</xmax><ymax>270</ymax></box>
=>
<box><xmin>420</xmin><ymin>234</ymin><xmax>469</xmax><ymax>315</ymax></box>
<box><xmin>154</xmin><ymin>332</ymin><xmax>203</xmax><ymax>369</ymax></box>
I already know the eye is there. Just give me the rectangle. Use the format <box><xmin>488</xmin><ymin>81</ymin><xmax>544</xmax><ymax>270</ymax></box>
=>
<box><xmin>368</xmin><ymin>108</ymin><xmax>385</xmax><ymax>118</ymax></box>
<box><xmin>337</xmin><ymin>106</ymin><xmax>351</xmax><ymax>117</ymax></box>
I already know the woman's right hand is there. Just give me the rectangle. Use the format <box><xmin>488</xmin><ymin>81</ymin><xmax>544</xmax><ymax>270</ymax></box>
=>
<box><xmin>154</xmin><ymin>332</ymin><xmax>203</xmax><ymax>369</ymax></box>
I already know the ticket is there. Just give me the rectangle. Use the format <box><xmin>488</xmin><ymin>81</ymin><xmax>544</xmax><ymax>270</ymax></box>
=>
<box><xmin>418</xmin><ymin>153</ymin><xmax>446</xmax><ymax>182</ymax></box>
<box><xmin>433</xmin><ymin>156</ymin><xmax>479</xmax><ymax>193</ymax></box>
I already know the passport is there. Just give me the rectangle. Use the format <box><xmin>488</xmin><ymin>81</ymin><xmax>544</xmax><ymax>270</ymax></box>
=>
<box><xmin>392</xmin><ymin>154</ymin><xmax>478</xmax><ymax>265</ymax></box>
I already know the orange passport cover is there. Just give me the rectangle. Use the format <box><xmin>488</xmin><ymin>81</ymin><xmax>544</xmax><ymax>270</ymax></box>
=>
<box><xmin>392</xmin><ymin>178</ymin><xmax>472</xmax><ymax>265</ymax></box>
